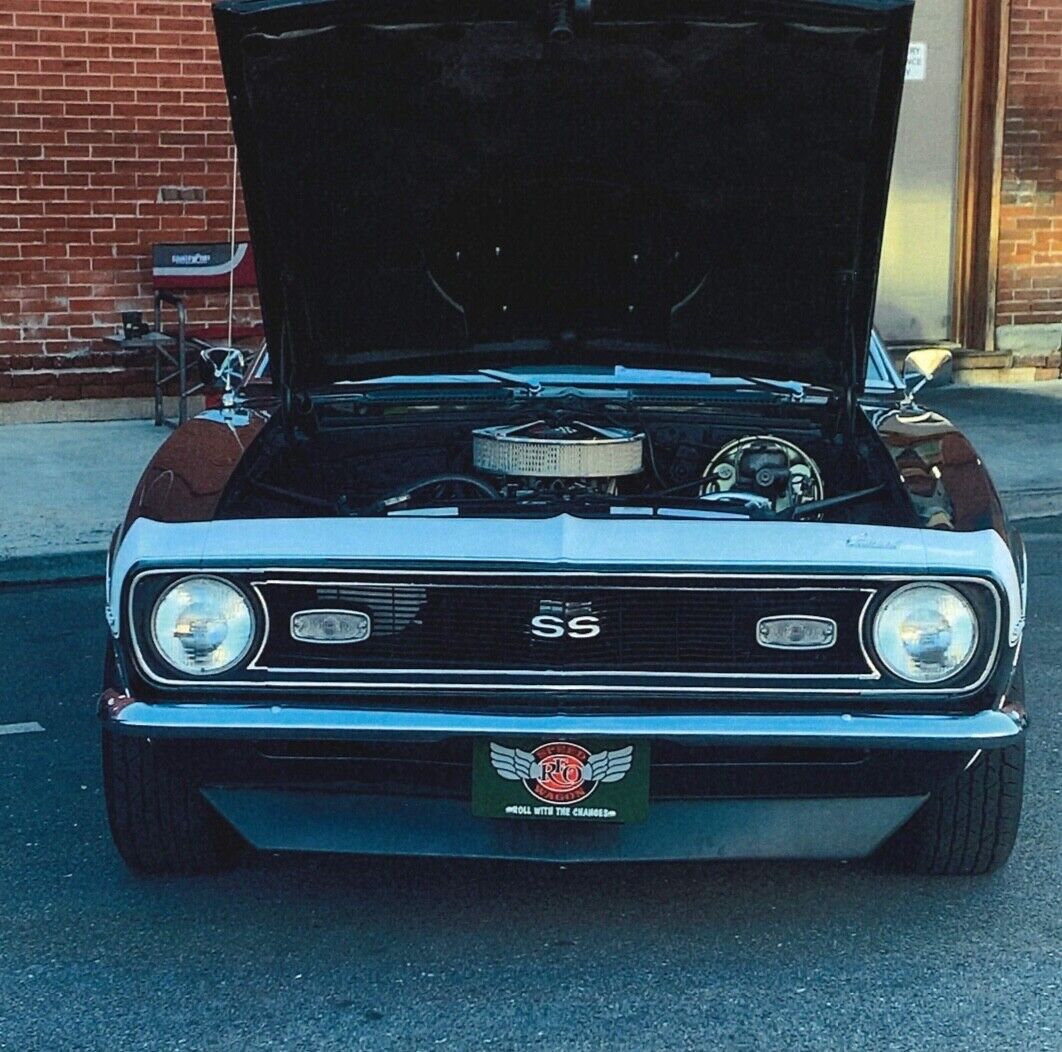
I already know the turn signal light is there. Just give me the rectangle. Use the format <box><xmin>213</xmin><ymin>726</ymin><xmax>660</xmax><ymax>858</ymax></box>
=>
<box><xmin>290</xmin><ymin>609</ymin><xmax>371</xmax><ymax>644</ymax></box>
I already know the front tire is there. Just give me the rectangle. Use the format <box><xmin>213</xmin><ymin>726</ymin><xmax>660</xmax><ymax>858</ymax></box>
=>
<box><xmin>103</xmin><ymin>731</ymin><xmax>240</xmax><ymax>875</ymax></box>
<box><xmin>883</xmin><ymin>741</ymin><xmax>1025</xmax><ymax>875</ymax></box>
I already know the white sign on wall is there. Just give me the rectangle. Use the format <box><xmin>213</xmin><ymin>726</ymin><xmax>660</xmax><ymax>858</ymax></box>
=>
<box><xmin>906</xmin><ymin>42</ymin><xmax>927</xmax><ymax>81</ymax></box>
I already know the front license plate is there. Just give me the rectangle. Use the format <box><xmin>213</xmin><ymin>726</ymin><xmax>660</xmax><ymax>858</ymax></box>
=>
<box><xmin>472</xmin><ymin>737</ymin><xmax>649</xmax><ymax>823</ymax></box>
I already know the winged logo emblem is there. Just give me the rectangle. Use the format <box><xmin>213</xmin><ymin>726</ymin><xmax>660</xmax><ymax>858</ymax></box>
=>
<box><xmin>488</xmin><ymin>740</ymin><xmax>634</xmax><ymax>804</ymax></box>
<box><xmin>489</xmin><ymin>743</ymin><xmax>543</xmax><ymax>782</ymax></box>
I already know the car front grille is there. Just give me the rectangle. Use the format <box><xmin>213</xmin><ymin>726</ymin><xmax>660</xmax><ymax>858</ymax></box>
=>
<box><xmin>248</xmin><ymin>572</ymin><xmax>876</xmax><ymax>679</ymax></box>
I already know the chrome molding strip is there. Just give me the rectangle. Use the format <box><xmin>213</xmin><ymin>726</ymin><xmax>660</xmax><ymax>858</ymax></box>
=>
<box><xmin>244</xmin><ymin>578</ymin><xmax>878</xmax><ymax>680</ymax></box>
<box><xmin>129</xmin><ymin>567</ymin><xmax>995</xmax><ymax>582</ymax></box>
<box><xmin>107</xmin><ymin>703</ymin><xmax>1025</xmax><ymax>751</ymax></box>
<box><xmin>126</xmin><ymin>568</ymin><xmax>1002</xmax><ymax>697</ymax></box>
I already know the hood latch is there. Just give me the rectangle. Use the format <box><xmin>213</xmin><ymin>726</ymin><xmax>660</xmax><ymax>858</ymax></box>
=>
<box><xmin>549</xmin><ymin>0</ymin><xmax>592</xmax><ymax>42</ymax></box>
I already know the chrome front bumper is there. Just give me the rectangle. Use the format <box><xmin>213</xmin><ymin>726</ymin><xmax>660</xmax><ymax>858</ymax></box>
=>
<box><xmin>103</xmin><ymin>698</ymin><xmax>1024</xmax><ymax>751</ymax></box>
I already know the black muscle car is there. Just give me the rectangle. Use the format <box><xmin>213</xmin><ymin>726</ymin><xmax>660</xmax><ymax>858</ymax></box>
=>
<box><xmin>101</xmin><ymin>0</ymin><xmax>1027</xmax><ymax>875</ymax></box>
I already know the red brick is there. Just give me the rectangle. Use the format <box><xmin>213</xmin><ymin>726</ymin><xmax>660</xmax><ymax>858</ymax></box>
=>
<box><xmin>1</xmin><ymin>3</ymin><xmax>258</xmax><ymax>396</ymax></box>
<box><xmin>997</xmin><ymin>2</ymin><xmax>1062</xmax><ymax>335</ymax></box>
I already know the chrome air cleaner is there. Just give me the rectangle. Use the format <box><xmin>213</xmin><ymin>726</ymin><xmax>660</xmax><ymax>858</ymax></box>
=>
<box><xmin>472</xmin><ymin>421</ymin><xmax>644</xmax><ymax>479</ymax></box>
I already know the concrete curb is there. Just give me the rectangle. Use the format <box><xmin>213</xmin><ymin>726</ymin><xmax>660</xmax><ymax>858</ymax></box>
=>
<box><xmin>1020</xmin><ymin>514</ymin><xmax>1062</xmax><ymax>537</ymax></box>
<box><xmin>1001</xmin><ymin>489</ymin><xmax>1062</xmax><ymax>523</ymax></box>
<box><xmin>3</xmin><ymin>506</ymin><xmax>1061</xmax><ymax>587</ymax></box>
<box><xmin>0</xmin><ymin>550</ymin><xmax>105</xmax><ymax>587</ymax></box>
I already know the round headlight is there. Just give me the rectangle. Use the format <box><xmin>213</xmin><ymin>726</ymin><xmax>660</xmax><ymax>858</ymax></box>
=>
<box><xmin>872</xmin><ymin>582</ymin><xmax>978</xmax><ymax>684</ymax></box>
<box><xmin>151</xmin><ymin>576</ymin><xmax>256</xmax><ymax>676</ymax></box>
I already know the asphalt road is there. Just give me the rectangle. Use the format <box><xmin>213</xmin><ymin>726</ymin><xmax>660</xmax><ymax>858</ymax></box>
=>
<box><xmin>1</xmin><ymin>539</ymin><xmax>1059</xmax><ymax>1051</ymax></box>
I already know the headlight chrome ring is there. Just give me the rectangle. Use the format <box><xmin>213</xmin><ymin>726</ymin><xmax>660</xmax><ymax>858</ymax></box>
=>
<box><xmin>150</xmin><ymin>575</ymin><xmax>257</xmax><ymax>676</ymax></box>
<box><xmin>871</xmin><ymin>581</ymin><xmax>979</xmax><ymax>685</ymax></box>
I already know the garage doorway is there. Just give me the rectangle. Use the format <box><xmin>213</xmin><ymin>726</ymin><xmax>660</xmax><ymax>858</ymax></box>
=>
<box><xmin>876</xmin><ymin>0</ymin><xmax>967</xmax><ymax>344</ymax></box>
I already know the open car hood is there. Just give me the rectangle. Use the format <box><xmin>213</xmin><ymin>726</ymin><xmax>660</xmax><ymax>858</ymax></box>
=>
<box><xmin>214</xmin><ymin>0</ymin><xmax>912</xmax><ymax>396</ymax></box>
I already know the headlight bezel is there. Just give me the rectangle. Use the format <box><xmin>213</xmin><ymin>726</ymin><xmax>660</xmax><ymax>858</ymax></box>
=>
<box><xmin>867</xmin><ymin>579</ymin><xmax>995</xmax><ymax>688</ymax></box>
<box><xmin>136</xmin><ymin>573</ymin><xmax>263</xmax><ymax>680</ymax></box>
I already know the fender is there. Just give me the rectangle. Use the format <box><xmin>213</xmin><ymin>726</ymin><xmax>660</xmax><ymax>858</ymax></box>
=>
<box><xmin>121</xmin><ymin>409</ymin><xmax>269</xmax><ymax>534</ymax></box>
<box><xmin>875</xmin><ymin>406</ymin><xmax>1008</xmax><ymax>538</ymax></box>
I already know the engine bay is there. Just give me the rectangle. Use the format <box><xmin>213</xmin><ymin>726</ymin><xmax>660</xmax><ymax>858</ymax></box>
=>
<box><xmin>467</xmin><ymin>420</ymin><xmax>828</xmax><ymax>517</ymax></box>
<box><xmin>219</xmin><ymin>395</ymin><xmax>915</xmax><ymax>525</ymax></box>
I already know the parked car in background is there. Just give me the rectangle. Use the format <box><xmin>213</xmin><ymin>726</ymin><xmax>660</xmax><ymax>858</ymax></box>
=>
<box><xmin>101</xmin><ymin>0</ymin><xmax>1026</xmax><ymax>876</ymax></box>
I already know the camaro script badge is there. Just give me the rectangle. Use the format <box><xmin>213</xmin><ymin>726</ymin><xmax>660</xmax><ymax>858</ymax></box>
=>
<box><xmin>489</xmin><ymin>741</ymin><xmax>633</xmax><ymax>804</ymax></box>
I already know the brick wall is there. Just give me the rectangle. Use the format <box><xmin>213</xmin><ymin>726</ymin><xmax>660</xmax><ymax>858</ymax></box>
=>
<box><xmin>0</xmin><ymin>0</ymin><xmax>257</xmax><ymax>406</ymax></box>
<box><xmin>994</xmin><ymin>0</ymin><xmax>1062</xmax><ymax>369</ymax></box>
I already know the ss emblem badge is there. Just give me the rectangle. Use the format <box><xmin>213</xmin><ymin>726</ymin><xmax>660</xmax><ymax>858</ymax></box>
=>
<box><xmin>530</xmin><ymin>600</ymin><xmax>602</xmax><ymax>640</ymax></box>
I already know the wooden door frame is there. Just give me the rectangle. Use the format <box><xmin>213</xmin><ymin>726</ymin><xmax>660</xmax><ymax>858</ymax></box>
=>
<box><xmin>952</xmin><ymin>0</ymin><xmax>1011</xmax><ymax>351</ymax></box>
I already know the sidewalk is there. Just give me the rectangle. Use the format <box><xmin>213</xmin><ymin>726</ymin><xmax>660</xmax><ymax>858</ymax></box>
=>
<box><xmin>0</xmin><ymin>420</ymin><xmax>167</xmax><ymax>583</ymax></box>
<box><xmin>928</xmin><ymin>380</ymin><xmax>1062</xmax><ymax>523</ymax></box>
<box><xmin>0</xmin><ymin>383</ymin><xmax>1059</xmax><ymax>584</ymax></box>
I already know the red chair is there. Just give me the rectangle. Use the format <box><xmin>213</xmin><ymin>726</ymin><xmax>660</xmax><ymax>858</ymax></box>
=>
<box><xmin>151</xmin><ymin>242</ymin><xmax>263</xmax><ymax>425</ymax></box>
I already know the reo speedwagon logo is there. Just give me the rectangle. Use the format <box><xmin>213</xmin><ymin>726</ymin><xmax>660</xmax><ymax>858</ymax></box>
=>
<box><xmin>489</xmin><ymin>741</ymin><xmax>633</xmax><ymax>804</ymax></box>
<box><xmin>530</xmin><ymin>599</ymin><xmax>601</xmax><ymax>639</ymax></box>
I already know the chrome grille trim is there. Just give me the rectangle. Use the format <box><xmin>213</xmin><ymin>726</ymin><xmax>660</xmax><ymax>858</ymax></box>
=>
<box><xmin>244</xmin><ymin>578</ymin><xmax>879</xmax><ymax>678</ymax></box>
<box><xmin>126</xmin><ymin>568</ymin><xmax>1003</xmax><ymax>696</ymax></box>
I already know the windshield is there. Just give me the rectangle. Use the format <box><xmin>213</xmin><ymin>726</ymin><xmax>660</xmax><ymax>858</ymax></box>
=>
<box><xmin>332</xmin><ymin>364</ymin><xmax>806</xmax><ymax>393</ymax></box>
<box><xmin>245</xmin><ymin>333</ymin><xmax>897</xmax><ymax>396</ymax></box>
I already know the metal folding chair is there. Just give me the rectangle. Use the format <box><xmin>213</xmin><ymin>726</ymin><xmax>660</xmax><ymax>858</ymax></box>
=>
<box><xmin>151</xmin><ymin>242</ymin><xmax>261</xmax><ymax>426</ymax></box>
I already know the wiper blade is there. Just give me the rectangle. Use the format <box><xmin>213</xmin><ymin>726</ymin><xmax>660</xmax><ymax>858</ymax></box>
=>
<box><xmin>477</xmin><ymin>369</ymin><xmax>542</xmax><ymax>394</ymax></box>
<box><xmin>568</xmin><ymin>491</ymin><xmax>770</xmax><ymax>518</ymax></box>
<box><xmin>343</xmin><ymin>482</ymin><xmax>885</xmax><ymax>520</ymax></box>
<box><xmin>735</xmin><ymin>376</ymin><xmax>805</xmax><ymax>399</ymax></box>
<box><xmin>372</xmin><ymin>495</ymin><xmax>760</xmax><ymax>519</ymax></box>
<box><xmin>775</xmin><ymin>484</ymin><xmax>887</xmax><ymax>521</ymax></box>
<box><xmin>575</xmin><ymin>483</ymin><xmax>885</xmax><ymax>521</ymax></box>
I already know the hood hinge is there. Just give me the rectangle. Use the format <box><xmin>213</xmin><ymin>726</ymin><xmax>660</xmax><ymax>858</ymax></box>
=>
<box><xmin>277</xmin><ymin>322</ymin><xmax>317</xmax><ymax>438</ymax></box>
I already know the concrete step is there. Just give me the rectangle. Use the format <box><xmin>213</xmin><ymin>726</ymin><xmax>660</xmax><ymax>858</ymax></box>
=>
<box><xmin>951</xmin><ymin>348</ymin><xmax>1060</xmax><ymax>386</ymax></box>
